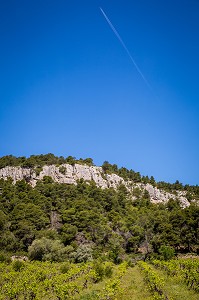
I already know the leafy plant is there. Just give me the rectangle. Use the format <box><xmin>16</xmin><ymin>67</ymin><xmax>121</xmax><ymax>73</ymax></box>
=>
<box><xmin>12</xmin><ymin>260</ymin><xmax>25</xmax><ymax>272</ymax></box>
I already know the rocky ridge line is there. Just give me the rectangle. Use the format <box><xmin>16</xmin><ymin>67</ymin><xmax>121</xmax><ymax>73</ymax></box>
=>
<box><xmin>0</xmin><ymin>164</ymin><xmax>190</xmax><ymax>207</ymax></box>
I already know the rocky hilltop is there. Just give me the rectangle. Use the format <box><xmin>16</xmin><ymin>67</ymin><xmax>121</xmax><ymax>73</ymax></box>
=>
<box><xmin>0</xmin><ymin>164</ymin><xmax>190</xmax><ymax>207</ymax></box>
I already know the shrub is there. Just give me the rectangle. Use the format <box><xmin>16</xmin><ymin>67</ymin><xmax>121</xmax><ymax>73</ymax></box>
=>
<box><xmin>93</xmin><ymin>261</ymin><xmax>113</xmax><ymax>282</ymax></box>
<box><xmin>28</xmin><ymin>237</ymin><xmax>68</xmax><ymax>262</ymax></box>
<box><xmin>60</xmin><ymin>262</ymin><xmax>71</xmax><ymax>274</ymax></box>
<box><xmin>35</xmin><ymin>166</ymin><xmax>42</xmax><ymax>176</ymax></box>
<box><xmin>12</xmin><ymin>260</ymin><xmax>25</xmax><ymax>272</ymax></box>
<box><xmin>59</xmin><ymin>166</ymin><xmax>66</xmax><ymax>175</ymax></box>
<box><xmin>74</xmin><ymin>244</ymin><xmax>93</xmax><ymax>263</ymax></box>
<box><xmin>93</xmin><ymin>261</ymin><xmax>104</xmax><ymax>282</ymax></box>
<box><xmin>104</xmin><ymin>263</ymin><xmax>113</xmax><ymax>278</ymax></box>
<box><xmin>0</xmin><ymin>252</ymin><xmax>11</xmax><ymax>263</ymax></box>
<box><xmin>158</xmin><ymin>245</ymin><xmax>175</xmax><ymax>261</ymax></box>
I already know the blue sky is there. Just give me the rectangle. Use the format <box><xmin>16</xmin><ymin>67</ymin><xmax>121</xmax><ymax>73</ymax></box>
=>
<box><xmin>0</xmin><ymin>0</ymin><xmax>199</xmax><ymax>185</ymax></box>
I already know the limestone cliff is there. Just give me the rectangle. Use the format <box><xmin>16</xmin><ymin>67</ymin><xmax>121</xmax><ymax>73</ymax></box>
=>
<box><xmin>0</xmin><ymin>164</ymin><xmax>190</xmax><ymax>207</ymax></box>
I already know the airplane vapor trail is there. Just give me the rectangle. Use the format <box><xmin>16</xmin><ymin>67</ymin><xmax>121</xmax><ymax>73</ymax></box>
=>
<box><xmin>100</xmin><ymin>7</ymin><xmax>152</xmax><ymax>91</ymax></box>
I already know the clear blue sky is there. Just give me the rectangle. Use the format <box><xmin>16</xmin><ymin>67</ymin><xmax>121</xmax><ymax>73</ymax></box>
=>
<box><xmin>0</xmin><ymin>0</ymin><xmax>199</xmax><ymax>185</ymax></box>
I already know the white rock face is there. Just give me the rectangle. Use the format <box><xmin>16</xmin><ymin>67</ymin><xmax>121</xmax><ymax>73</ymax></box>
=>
<box><xmin>0</xmin><ymin>166</ymin><xmax>36</xmax><ymax>183</ymax></box>
<box><xmin>0</xmin><ymin>164</ymin><xmax>190</xmax><ymax>207</ymax></box>
<box><xmin>143</xmin><ymin>183</ymin><xmax>190</xmax><ymax>208</ymax></box>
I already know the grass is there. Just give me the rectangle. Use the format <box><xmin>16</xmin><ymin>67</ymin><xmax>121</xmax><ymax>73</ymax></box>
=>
<box><xmin>154</xmin><ymin>267</ymin><xmax>199</xmax><ymax>300</ymax></box>
<box><xmin>116</xmin><ymin>265</ymin><xmax>153</xmax><ymax>300</ymax></box>
<box><xmin>78</xmin><ymin>265</ymin><xmax>153</xmax><ymax>300</ymax></box>
<box><xmin>80</xmin><ymin>264</ymin><xmax>199</xmax><ymax>300</ymax></box>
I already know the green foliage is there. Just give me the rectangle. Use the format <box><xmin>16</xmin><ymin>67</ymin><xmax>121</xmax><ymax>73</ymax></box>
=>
<box><xmin>61</xmin><ymin>224</ymin><xmax>78</xmax><ymax>245</ymax></box>
<box><xmin>0</xmin><ymin>251</ymin><xmax>11</xmax><ymax>263</ymax></box>
<box><xmin>91</xmin><ymin>260</ymin><xmax>113</xmax><ymax>283</ymax></box>
<box><xmin>152</xmin><ymin>258</ymin><xmax>199</xmax><ymax>293</ymax></box>
<box><xmin>0</xmin><ymin>231</ymin><xmax>17</xmax><ymax>251</ymax></box>
<box><xmin>35</xmin><ymin>166</ymin><xmax>42</xmax><ymax>176</ymax></box>
<box><xmin>108</xmin><ymin>235</ymin><xmax>124</xmax><ymax>264</ymax></box>
<box><xmin>0</xmin><ymin>153</ymin><xmax>96</xmax><ymax>170</ymax></box>
<box><xmin>74</xmin><ymin>244</ymin><xmax>93</xmax><ymax>263</ymax></box>
<box><xmin>59</xmin><ymin>165</ymin><xmax>66</xmax><ymax>174</ymax></box>
<box><xmin>138</xmin><ymin>261</ymin><xmax>167</xmax><ymax>299</ymax></box>
<box><xmin>93</xmin><ymin>260</ymin><xmax>105</xmax><ymax>282</ymax></box>
<box><xmin>158</xmin><ymin>245</ymin><xmax>175</xmax><ymax>261</ymax></box>
<box><xmin>78</xmin><ymin>157</ymin><xmax>94</xmax><ymax>166</ymax></box>
<box><xmin>102</xmin><ymin>161</ymin><xmax>142</xmax><ymax>182</ymax></box>
<box><xmin>80</xmin><ymin>291</ymin><xmax>99</xmax><ymax>299</ymax></box>
<box><xmin>12</xmin><ymin>260</ymin><xmax>25</xmax><ymax>272</ymax></box>
<box><xmin>0</xmin><ymin>259</ymin><xmax>198</xmax><ymax>300</ymax></box>
<box><xmin>0</xmin><ymin>261</ymin><xmax>128</xmax><ymax>300</ymax></box>
<box><xmin>28</xmin><ymin>237</ymin><xmax>69</xmax><ymax>262</ymax></box>
<box><xmin>60</xmin><ymin>261</ymin><xmax>71</xmax><ymax>273</ymax></box>
<box><xmin>36</xmin><ymin>228</ymin><xmax>60</xmax><ymax>240</ymax></box>
<box><xmin>0</xmin><ymin>155</ymin><xmax>199</xmax><ymax>260</ymax></box>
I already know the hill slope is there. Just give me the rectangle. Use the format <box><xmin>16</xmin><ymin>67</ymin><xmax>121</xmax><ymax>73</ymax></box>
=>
<box><xmin>0</xmin><ymin>163</ymin><xmax>191</xmax><ymax>207</ymax></box>
<box><xmin>0</xmin><ymin>154</ymin><xmax>198</xmax><ymax>261</ymax></box>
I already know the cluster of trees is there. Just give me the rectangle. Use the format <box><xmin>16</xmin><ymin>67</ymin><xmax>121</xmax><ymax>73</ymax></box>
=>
<box><xmin>0</xmin><ymin>154</ymin><xmax>94</xmax><ymax>169</ymax></box>
<box><xmin>101</xmin><ymin>161</ymin><xmax>199</xmax><ymax>200</ymax></box>
<box><xmin>0</xmin><ymin>176</ymin><xmax>198</xmax><ymax>262</ymax></box>
<box><xmin>102</xmin><ymin>161</ymin><xmax>143</xmax><ymax>182</ymax></box>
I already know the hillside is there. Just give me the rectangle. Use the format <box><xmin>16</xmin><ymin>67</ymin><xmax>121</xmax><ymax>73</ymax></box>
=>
<box><xmin>0</xmin><ymin>163</ymin><xmax>191</xmax><ymax>208</ymax></box>
<box><xmin>0</xmin><ymin>154</ymin><xmax>197</xmax><ymax>208</ymax></box>
<box><xmin>0</xmin><ymin>154</ymin><xmax>198</xmax><ymax>262</ymax></box>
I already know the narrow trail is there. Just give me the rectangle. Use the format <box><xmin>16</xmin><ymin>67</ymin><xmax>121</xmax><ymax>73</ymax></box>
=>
<box><xmin>116</xmin><ymin>265</ymin><xmax>153</xmax><ymax>300</ymax></box>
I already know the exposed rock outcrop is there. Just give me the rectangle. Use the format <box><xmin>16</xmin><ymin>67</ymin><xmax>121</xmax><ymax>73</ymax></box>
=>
<box><xmin>0</xmin><ymin>164</ymin><xmax>124</xmax><ymax>189</ymax></box>
<box><xmin>0</xmin><ymin>164</ymin><xmax>190</xmax><ymax>207</ymax></box>
<box><xmin>138</xmin><ymin>183</ymin><xmax>189</xmax><ymax>208</ymax></box>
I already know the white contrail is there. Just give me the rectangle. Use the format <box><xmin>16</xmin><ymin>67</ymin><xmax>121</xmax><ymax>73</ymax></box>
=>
<box><xmin>100</xmin><ymin>7</ymin><xmax>152</xmax><ymax>91</ymax></box>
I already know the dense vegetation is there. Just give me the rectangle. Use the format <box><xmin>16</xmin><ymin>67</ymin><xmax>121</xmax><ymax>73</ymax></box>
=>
<box><xmin>0</xmin><ymin>258</ymin><xmax>198</xmax><ymax>299</ymax></box>
<box><xmin>0</xmin><ymin>154</ymin><xmax>94</xmax><ymax>169</ymax></box>
<box><xmin>0</xmin><ymin>260</ymin><xmax>126</xmax><ymax>299</ymax></box>
<box><xmin>0</xmin><ymin>154</ymin><xmax>198</xmax><ymax>299</ymax></box>
<box><xmin>138</xmin><ymin>258</ymin><xmax>199</xmax><ymax>300</ymax></box>
<box><xmin>0</xmin><ymin>174</ymin><xmax>198</xmax><ymax>261</ymax></box>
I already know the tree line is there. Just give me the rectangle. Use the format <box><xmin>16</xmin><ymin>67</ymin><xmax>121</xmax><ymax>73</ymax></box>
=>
<box><xmin>0</xmin><ymin>176</ymin><xmax>198</xmax><ymax>262</ymax></box>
